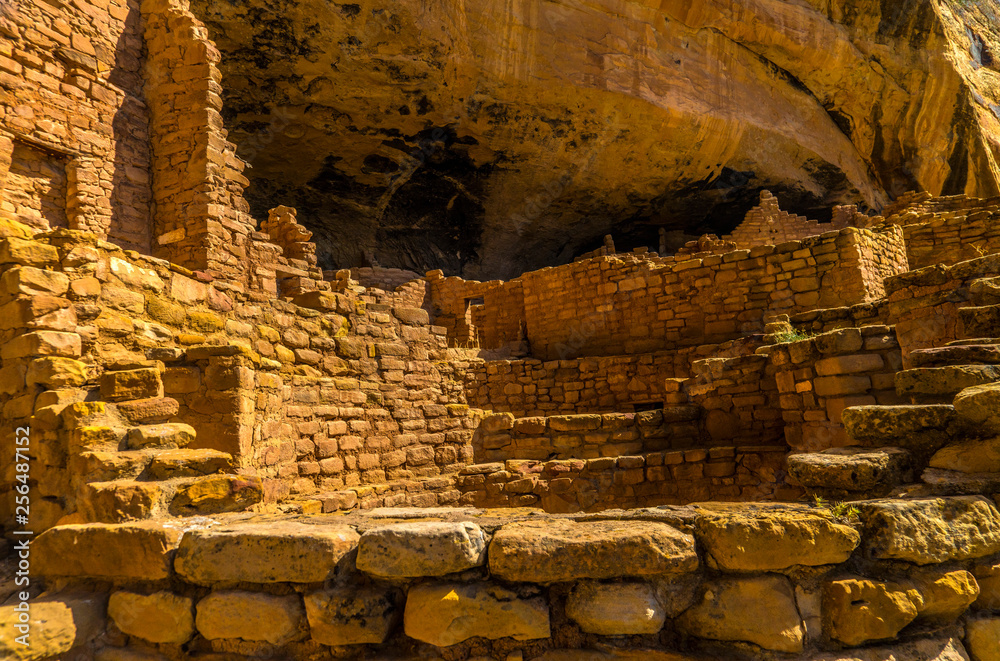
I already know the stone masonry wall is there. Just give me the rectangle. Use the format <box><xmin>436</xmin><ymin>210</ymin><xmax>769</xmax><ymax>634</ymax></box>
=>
<box><xmin>0</xmin><ymin>0</ymin><xmax>152</xmax><ymax>251</ymax></box>
<box><xmin>723</xmin><ymin>190</ymin><xmax>855</xmax><ymax>247</ymax></box>
<box><xmin>16</xmin><ymin>498</ymin><xmax>1000</xmax><ymax>660</ymax></box>
<box><xmin>769</xmin><ymin>327</ymin><xmax>905</xmax><ymax>452</ymax></box>
<box><xmin>0</xmin><ymin>230</ymin><xmax>486</xmax><ymax>531</ymax></box>
<box><xmin>681</xmin><ymin>353</ymin><xmax>786</xmax><ymax>448</ymax></box>
<box><xmin>141</xmin><ymin>0</ymin><xmax>257</xmax><ymax>281</ymax></box>
<box><xmin>518</xmin><ymin>225</ymin><xmax>907</xmax><ymax>361</ymax></box>
<box><xmin>885</xmin><ymin>254</ymin><xmax>1000</xmax><ymax>367</ymax></box>
<box><xmin>473</xmin><ymin>411</ymin><xmax>702</xmax><ymax>463</ymax></box>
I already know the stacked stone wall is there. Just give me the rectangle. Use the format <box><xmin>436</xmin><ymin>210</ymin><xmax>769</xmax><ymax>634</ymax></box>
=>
<box><xmin>885</xmin><ymin>254</ymin><xmax>1000</xmax><ymax>367</ymax></box>
<box><xmin>15</xmin><ymin>498</ymin><xmax>1000</xmax><ymax>660</ymax></box>
<box><xmin>681</xmin><ymin>353</ymin><xmax>786</xmax><ymax>447</ymax></box>
<box><xmin>0</xmin><ymin>0</ymin><xmax>152</xmax><ymax>251</ymax></box>
<box><xmin>769</xmin><ymin>327</ymin><xmax>905</xmax><ymax>452</ymax></box>
<box><xmin>0</xmin><ymin>231</ymin><xmax>487</xmax><ymax>530</ymax></box>
<box><xmin>518</xmin><ymin>226</ymin><xmax>906</xmax><ymax>361</ymax></box>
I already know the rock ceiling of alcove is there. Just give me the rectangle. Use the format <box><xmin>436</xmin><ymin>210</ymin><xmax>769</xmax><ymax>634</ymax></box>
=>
<box><xmin>189</xmin><ymin>0</ymin><xmax>1000</xmax><ymax>279</ymax></box>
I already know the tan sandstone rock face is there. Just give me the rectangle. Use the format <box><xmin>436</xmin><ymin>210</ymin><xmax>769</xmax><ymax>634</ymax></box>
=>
<box><xmin>355</xmin><ymin>521</ymin><xmax>487</xmax><ymax>578</ymax></box>
<box><xmin>565</xmin><ymin>582</ymin><xmax>666</xmax><ymax>635</ymax></box>
<box><xmin>174</xmin><ymin>521</ymin><xmax>359</xmax><ymax>584</ymax></box>
<box><xmin>107</xmin><ymin>591</ymin><xmax>194</xmax><ymax>644</ymax></box>
<box><xmin>488</xmin><ymin>519</ymin><xmax>697</xmax><ymax>583</ymax></box>
<box><xmin>403</xmin><ymin>582</ymin><xmax>550</xmax><ymax>647</ymax></box>
<box><xmin>195</xmin><ymin>591</ymin><xmax>305</xmax><ymax>644</ymax></box>
<box><xmin>808</xmin><ymin>637</ymin><xmax>972</xmax><ymax>661</ymax></box>
<box><xmin>676</xmin><ymin>575</ymin><xmax>805</xmax><ymax>653</ymax></box>
<box><xmin>695</xmin><ymin>509</ymin><xmax>860</xmax><ymax>571</ymax></box>
<box><xmin>303</xmin><ymin>587</ymin><xmax>402</xmax><ymax>645</ymax></box>
<box><xmin>823</xmin><ymin>577</ymin><xmax>923</xmax><ymax>646</ymax></box>
<box><xmin>858</xmin><ymin>497</ymin><xmax>1000</xmax><ymax>564</ymax></box>
<box><xmin>187</xmin><ymin>0</ymin><xmax>1000</xmax><ymax>277</ymax></box>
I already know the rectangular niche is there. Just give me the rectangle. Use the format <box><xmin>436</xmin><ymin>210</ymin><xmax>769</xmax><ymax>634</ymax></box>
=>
<box><xmin>3</xmin><ymin>140</ymin><xmax>69</xmax><ymax>232</ymax></box>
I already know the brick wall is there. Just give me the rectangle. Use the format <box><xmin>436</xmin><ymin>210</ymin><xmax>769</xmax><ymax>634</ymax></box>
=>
<box><xmin>681</xmin><ymin>353</ymin><xmax>786</xmax><ymax>447</ymax></box>
<box><xmin>465</xmin><ymin>337</ymin><xmax>764</xmax><ymax>417</ymax></box>
<box><xmin>0</xmin><ymin>0</ymin><xmax>152</xmax><ymax>250</ymax></box>
<box><xmin>473</xmin><ymin>410</ymin><xmax>702</xmax><ymax>463</ymax></box>
<box><xmin>456</xmin><ymin>445</ymin><xmax>796</xmax><ymax>511</ymax></box>
<box><xmin>519</xmin><ymin>226</ymin><xmax>907</xmax><ymax>360</ymax></box>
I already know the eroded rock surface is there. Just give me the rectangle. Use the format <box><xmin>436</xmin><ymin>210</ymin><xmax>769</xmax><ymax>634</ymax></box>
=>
<box><xmin>187</xmin><ymin>0</ymin><xmax>1000</xmax><ymax>277</ymax></box>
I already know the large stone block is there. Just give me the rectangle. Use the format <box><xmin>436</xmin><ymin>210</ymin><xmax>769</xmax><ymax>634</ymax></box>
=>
<box><xmin>127</xmin><ymin>423</ymin><xmax>195</xmax><ymax>450</ymax></box>
<box><xmin>0</xmin><ymin>237</ymin><xmax>59</xmax><ymax>266</ymax></box>
<box><xmin>403</xmin><ymin>582</ymin><xmax>549</xmax><ymax>646</ymax></box>
<box><xmin>33</xmin><ymin>522</ymin><xmax>182</xmax><ymax>580</ymax></box>
<box><xmin>195</xmin><ymin>591</ymin><xmax>304</xmax><ymax>644</ymax></box>
<box><xmin>930</xmin><ymin>436</ymin><xmax>1000</xmax><ymax>474</ymax></box>
<box><xmin>175</xmin><ymin>521</ymin><xmax>359</xmax><ymax>584</ymax></box>
<box><xmin>489</xmin><ymin>519</ymin><xmax>697</xmax><ymax>583</ymax></box>
<box><xmin>356</xmin><ymin>521</ymin><xmax>486</xmax><ymax>578</ymax></box>
<box><xmin>304</xmin><ymin>587</ymin><xmax>402</xmax><ymax>645</ymax></box>
<box><xmin>100</xmin><ymin>368</ymin><xmax>162</xmax><ymax>401</ymax></box>
<box><xmin>108</xmin><ymin>591</ymin><xmax>194</xmax><ymax>644</ymax></box>
<box><xmin>565</xmin><ymin>581</ymin><xmax>665</xmax><ymax>635</ymax></box>
<box><xmin>858</xmin><ymin>497</ymin><xmax>1000</xmax><ymax>564</ymax></box>
<box><xmin>954</xmin><ymin>383</ymin><xmax>1000</xmax><ymax>433</ymax></box>
<box><xmin>1</xmin><ymin>331</ymin><xmax>81</xmax><ymax>360</ymax></box>
<box><xmin>0</xmin><ymin>602</ymin><xmax>75</xmax><ymax>661</ymax></box>
<box><xmin>806</xmin><ymin>637</ymin><xmax>971</xmax><ymax>661</ymax></box>
<box><xmin>169</xmin><ymin>475</ymin><xmax>263</xmax><ymax>515</ymax></box>
<box><xmin>822</xmin><ymin>577</ymin><xmax>922</xmax><ymax>646</ymax></box>
<box><xmin>913</xmin><ymin>569</ymin><xmax>979</xmax><ymax>622</ymax></box>
<box><xmin>787</xmin><ymin>447</ymin><xmax>912</xmax><ymax>492</ymax></box>
<box><xmin>676</xmin><ymin>575</ymin><xmax>804</xmax><ymax>653</ymax></box>
<box><xmin>967</xmin><ymin>618</ymin><xmax>1000</xmax><ymax>661</ymax></box>
<box><xmin>25</xmin><ymin>357</ymin><xmax>89</xmax><ymax>388</ymax></box>
<box><xmin>695</xmin><ymin>508</ymin><xmax>860</xmax><ymax>571</ymax></box>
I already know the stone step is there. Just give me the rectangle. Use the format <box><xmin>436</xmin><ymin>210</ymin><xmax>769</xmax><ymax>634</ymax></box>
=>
<box><xmin>116</xmin><ymin>396</ymin><xmax>180</xmax><ymax>424</ymax></box>
<box><xmin>841</xmin><ymin>405</ymin><xmax>960</xmax><ymax>460</ymax></box>
<box><xmin>127</xmin><ymin>423</ymin><xmax>196</xmax><ymax>450</ymax></box>
<box><xmin>909</xmin><ymin>345</ymin><xmax>1000</xmax><ymax>368</ymax></box>
<box><xmin>928</xmin><ymin>436</ymin><xmax>1000</xmax><ymax>474</ymax></box>
<box><xmin>147</xmin><ymin>448</ymin><xmax>234</xmax><ymax>479</ymax></box>
<box><xmin>959</xmin><ymin>305</ymin><xmax>1000</xmax><ymax>340</ymax></box>
<box><xmin>81</xmin><ymin>474</ymin><xmax>263</xmax><ymax>523</ymax></box>
<box><xmin>73</xmin><ymin>450</ymin><xmax>152</xmax><ymax>482</ymax></box>
<box><xmin>895</xmin><ymin>365</ymin><xmax>1000</xmax><ymax>401</ymax></box>
<box><xmin>946</xmin><ymin>338</ymin><xmax>1000</xmax><ymax>346</ymax></box>
<box><xmin>168</xmin><ymin>474</ymin><xmax>264</xmax><ymax>517</ymax></box>
<box><xmin>786</xmin><ymin>447</ymin><xmax>913</xmax><ymax>496</ymax></box>
<box><xmin>919</xmin><ymin>468</ymin><xmax>1000</xmax><ymax>496</ymax></box>
<box><xmin>969</xmin><ymin>275</ymin><xmax>1000</xmax><ymax>306</ymax></box>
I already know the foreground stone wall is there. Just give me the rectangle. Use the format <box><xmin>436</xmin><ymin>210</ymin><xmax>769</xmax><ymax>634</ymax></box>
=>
<box><xmin>9</xmin><ymin>498</ymin><xmax>1000</xmax><ymax>660</ymax></box>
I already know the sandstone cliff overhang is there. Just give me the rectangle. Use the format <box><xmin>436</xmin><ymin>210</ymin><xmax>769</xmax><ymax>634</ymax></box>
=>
<box><xmin>187</xmin><ymin>0</ymin><xmax>1000</xmax><ymax>278</ymax></box>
